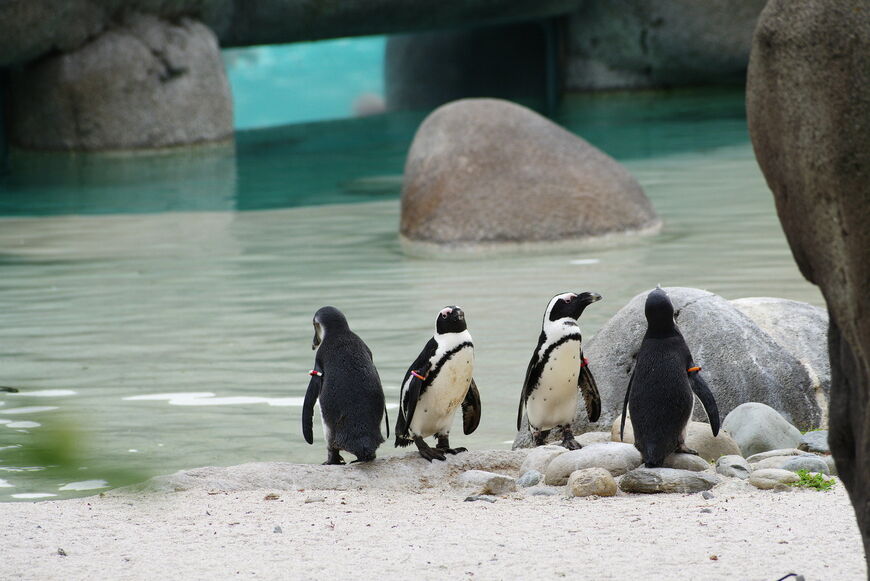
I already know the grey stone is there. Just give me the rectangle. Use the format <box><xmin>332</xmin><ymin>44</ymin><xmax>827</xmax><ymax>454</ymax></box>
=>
<box><xmin>824</xmin><ymin>455</ymin><xmax>838</xmax><ymax>477</ymax></box>
<box><xmin>121</xmin><ymin>449</ymin><xmax>529</xmax><ymax>494</ymax></box>
<box><xmin>781</xmin><ymin>456</ymin><xmax>830</xmax><ymax>476</ymax></box>
<box><xmin>524</xmin><ymin>486</ymin><xmax>561</xmax><ymax>497</ymax></box>
<box><xmin>400</xmin><ymin>98</ymin><xmax>659</xmax><ymax>248</ymax></box>
<box><xmin>545</xmin><ymin>442</ymin><xmax>642</xmax><ymax>486</ymax></box>
<box><xmin>745</xmin><ymin>449</ymin><xmax>806</xmax><ymax>463</ymax></box>
<box><xmin>566</xmin><ymin>467</ymin><xmax>617</xmax><ymax>498</ymax></box>
<box><xmin>519</xmin><ymin>287</ymin><xmax>822</xmax><ymax>447</ymax></box>
<box><xmin>751</xmin><ymin>455</ymin><xmax>810</xmax><ymax>471</ymax></box>
<box><xmin>518</xmin><ymin>445</ymin><xmax>569</xmax><ymax>476</ymax></box>
<box><xmin>8</xmin><ymin>13</ymin><xmax>233</xmax><ymax>151</ymax></box>
<box><xmin>516</xmin><ymin>470</ymin><xmax>543</xmax><ymax>488</ymax></box>
<box><xmin>661</xmin><ymin>454</ymin><xmax>710</xmax><ymax>472</ymax></box>
<box><xmin>273</xmin><ymin>526</ymin><xmax>282</xmax><ymax>534</ymax></box>
<box><xmin>456</xmin><ymin>470</ymin><xmax>518</xmax><ymax>495</ymax></box>
<box><xmin>619</xmin><ymin>467</ymin><xmax>720</xmax><ymax>494</ymax></box>
<box><xmin>701</xmin><ymin>491</ymin><xmax>715</xmax><ymax>500</ymax></box>
<box><xmin>464</xmin><ymin>495</ymin><xmax>497</xmax><ymax>503</ymax></box>
<box><xmin>723</xmin><ymin>403</ymin><xmax>803</xmax><ymax>458</ymax></box>
<box><xmin>799</xmin><ymin>431</ymin><xmax>830</xmax><ymax>454</ymax></box>
<box><xmin>565</xmin><ymin>0</ymin><xmax>766</xmax><ymax>91</ymax></box>
<box><xmin>746</xmin><ymin>0</ymin><xmax>870</xmax><ymax>557</ymax></box>
<box><xmin>748</xmin><ymin>469</ymin><xmax>800</xmax><ymax>490</ymax></box>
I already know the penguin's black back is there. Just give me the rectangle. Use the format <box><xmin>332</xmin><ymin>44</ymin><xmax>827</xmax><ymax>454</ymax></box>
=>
<box><xmin>317</xmin><ymin>329</ymin><xmax>385</xmax><ymax>457</ymax></box>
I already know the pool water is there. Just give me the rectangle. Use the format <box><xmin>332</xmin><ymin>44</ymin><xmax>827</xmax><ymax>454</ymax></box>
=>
<box><xmin>0</xmin><ymin>88</ymin><xmax>821</xmax><ymax>500</ymax></box>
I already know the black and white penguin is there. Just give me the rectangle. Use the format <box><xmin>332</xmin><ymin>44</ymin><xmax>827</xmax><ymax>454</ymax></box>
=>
<box><xmin>517</xmin><ymin>292</ymin><xmax>602</xmax><ymax>449</ymax></box>
<box><xmin>302</xmin><ymin>306</ymin><xmax>390</xmax><ymax>465</ymax></box>
<box><xmin>619</xmin><ymin>287</ymin><xmax>720</xmax><ymax>467</ymax></box>
<box><xmin>395</xmin><ymin>306</ymin><xmax>482</xmax><ymax>462</ymax></box>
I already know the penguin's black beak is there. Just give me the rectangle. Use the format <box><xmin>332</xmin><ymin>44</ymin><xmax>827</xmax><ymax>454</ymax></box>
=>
<box><xmin>572</xmin><ymin>291</ymin><xmax>602</xmax><ymax>318</ymax></box>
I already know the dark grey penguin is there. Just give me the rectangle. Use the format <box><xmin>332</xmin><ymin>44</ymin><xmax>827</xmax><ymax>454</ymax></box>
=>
<box><xmin>619</xmin><ymin>287</ymin><xmax>720</xmax><ymax>467</ymax></box>
<box><xmin>302</xmin><ymin>306</ymin><xmax>390</xmax><ymax>465</ymax></box>
<box><xmin>395</xmin><ymin>306</ymin><xmax>481</xmax><ymax>462</ymax></box>
<box><xmin>517</xmin><ymin>292</ymin><xmax>602</xmax><ymax>449</ymax></box>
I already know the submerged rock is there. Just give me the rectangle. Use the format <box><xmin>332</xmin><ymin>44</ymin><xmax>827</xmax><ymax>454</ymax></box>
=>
<box><xmin>544</xmin><ymin>442</ymin><xmax>642</xmax><ymax>486</ymax></box>
<box><xmin>619</xmin><ymin>467</ymin><xmax>720</xmax><ymax>494</ymax></box>
<box><xmin>400</xmin><ymin>98</ymin><xmax>659</xmax><ymax>248</ymax></box>
<box><xmin>723</xmin><ymin>403</ymin><xmax>803</xmax><ymax>457</ymax></box>
<box><xmin>567</xmin><ymin>468</ymin><xmax>617</xmax><ymax>497</ymax></box>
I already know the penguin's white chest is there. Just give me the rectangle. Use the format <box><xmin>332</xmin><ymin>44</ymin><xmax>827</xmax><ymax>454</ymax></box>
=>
<box><xmin>527</xmin><ymin>339</ymin><xmax>580</xmax><ymax>430</ymax></box>
<box><xmin>409</xmin><ymin>347</ymin><xmax>473</xmax><ymax>438</ymax></box>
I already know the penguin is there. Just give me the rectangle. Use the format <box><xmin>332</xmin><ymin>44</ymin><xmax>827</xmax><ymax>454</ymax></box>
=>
<box><xmin>395</xmin><ymin>306</ymin><xmax>482</xmax><ymax>462</ymax></box>
<box><xmin>302</xmin><ymin>306</ymin><xmax>390</xmax><ymax>465</ymax></box>
<box><xmin>619</xmin><ymin>287</ymin><xmax>721</xmax><ymax>467</ymax></box>
<box><xmin>517</xmin><ymin>292</ymin><xmax>602</xmax><ymax>449</ymax></box>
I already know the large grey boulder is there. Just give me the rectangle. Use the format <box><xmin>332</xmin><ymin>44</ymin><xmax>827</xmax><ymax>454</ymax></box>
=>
<box><xmin>565</xmin><ymin>0</ymin><xmax>766</xmax><ymax>90</ymax></box>
<box><xmin>544</xmin><ymin>442</ymin><xmax>642</xmax><ymax>485</ymax></box>
<box><xmin>746</xmin><ymin>0</ymin><xmax>870</xmax><ymax>559</ymax></box>
<box><xmin>518</xmin><ymin>287</ymin><xmax>822</xmax><ymax>446</ymax></box>
<box><xmin>400</xmin><ymin>98</ymin><xmax>660</xmax><ymax>248</ymax></box>
<box><xmin>8</xmin><ymin>13</ymin><xmax>233</xmax><ymax>151</ymax></box>
<box><xmin>723</xmin><ymin>403</ymin><xmax>803</xmax><ymax>458</ymax></box>
<box><xmin>619</xmin><ymin>467</ymin><xmax>720</xmax><ymax>494</ymax></box>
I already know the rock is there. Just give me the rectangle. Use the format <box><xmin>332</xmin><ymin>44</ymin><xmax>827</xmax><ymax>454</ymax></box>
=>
<box><xmin>748</xmin><ymin>469</ymin><xmax>800</xmax><ymax>490</ymax></box>
<box><xmin>518</xmin><ymin>445</ymin><xmax>569</xmax><ymax>476</ymax></box>
<box><xmin>799</xmin><ymin>430</ymin><xmax>830</xmax><ymax>454</ymax></box>
<box><xmin>751</xmin><ymin>456</ymin><xmax>806</xmax><ymax>471</ymax></box>
<box><xmin>701</xmin><ymin>491</ymin><xmax>715</xmax><ymax>500</ymax></box>
<box><xmin>524</xmin><ymin>486</ymin><xmax>561</xmax><ymax>497</ymax></box>
<box><xmin>8</xmin><ymin>13</ymin><xmax>233</xmax><ymax>151</ymax></box>
<box><xmin>745</xmin><ymin>449</ymin><xmax>806</xmax><ymax>463</ymax></box>
<box><xmin>545</xmin><ymin>442</ymin><xmax>642</xmax><ymax>486</ymax></box>
<box><xmin>731</xmin><ymin>298</ymin><xmax>830</xmax><ymax>419</ymax></box>
<box><xmin>662</xmin><ymin>454</ymin><xmax>709</xmax><ymax>472</ymax></box>
<box><xmin>516</xmin><ymin>470</ymin><xmax>543</xmax><ymax>488</ymax></box>
<box><xmin>746</xmin><ymin>0</ymin><xmax>870</xmax><ymax>557</ymax></box>
<box><xmin>619</xmin><ymin>467</ymin><xmax>720</xmax><ymax>494</ymax></box>
<box><xmin>565</xmin><ymin>0</ymin><xmax>766</xmax><ymax>90</ymax></box>
<box><xmin>824</xmin><ymin>455</ymin><xmax>837</xmax><ymax>477</ymax></box>
<box><xmin>456</xmin><ymin>470</ymin><xmax>517</xmax><ymax>495</ymax></box>
<box><xmin>723</xmin><ymin>403</ymin><xmax>803</xmax><ymax>457</ymax></box>
<box><xmin>543</xmin><ymin>287</ymin><xmax>822</xmax><ymax>443</ymax></box>
<box><xmin>610</xmin><ymin>417</ymin><xmax>741</xmax><ymax>462</ymax></box>
<box><xmin>575</xmin><ymin>431</ymin><xmax>613</xmax><ymax>447</ymax></box>
<box><xmin>464</xmin><ymin>495</ymin><xmax>497</xmax><ymax>503</ymax></box>
<box><xmin>567</xmin><ymin>468</ymin><xmax>617</xmax><ymax>497</ymax></box>
<box><xmin>781</xmin><ymin>456</ymin><xmax>830</xmax><ymax>476</ymax></box>
<box><xmin>273</xmin><ymin>526</ymin><xmax>282</xmax><ymax>534</ymax></box>
<box><xmin>400</xmin><ymin>98</ymin><xmax>660</xmax><ymax>247</ymax></box>
<box><xmin>715</xmin><ymin>455</ymin><xmax>751</xmax><ymax>479</ymax></box>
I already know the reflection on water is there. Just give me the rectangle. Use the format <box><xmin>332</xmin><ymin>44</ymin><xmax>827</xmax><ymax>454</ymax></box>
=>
<box><xmin>0</xmin><ymin>89</ymin><xmax>822</xmax><ymax>500</ymax></box>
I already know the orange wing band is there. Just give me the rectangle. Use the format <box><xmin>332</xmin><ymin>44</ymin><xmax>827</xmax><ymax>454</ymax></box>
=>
<box><xmin>687</xmin><ymin>366</ymin><xmax>701</xmax><ymax>373</ymax></box>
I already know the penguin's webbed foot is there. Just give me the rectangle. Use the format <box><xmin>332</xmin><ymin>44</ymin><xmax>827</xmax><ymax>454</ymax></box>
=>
<box><xmin>558</xmin><ymin>425</ymin><xmax>582</xmax><ymax>450</ymax></box>
<box><xmin>350</xmin><ymin>454</ymin><xmax>376</xmax><ymax>464</ymax></box>
<box><xmin>532</xmin><ymin>429</ymin><xmax>550</xmax><ymax>447</ymax></box>
<box><xmin>414</xmin><ymin>437</ymin><xmax>446</xmax><ymax>462</ymax></box>
<box><xmin>323</xmin><ymin>450</ymin><xmax>346</xmax><ymax>465</ymax></box>
<box><xmin>676</xmin><ymin>444</ymin><xmax>699</xmax><ymax>456</ymax></box>
<box><xmin>435</xmin><ymin>435</ymin><xmax>466</xmax><ymax>455</ymax></box>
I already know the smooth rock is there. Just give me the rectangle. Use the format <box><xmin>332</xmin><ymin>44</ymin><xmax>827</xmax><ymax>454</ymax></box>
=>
<box><xmin>545</xmin><ymin>442</ymin><xmax>642</xmax><ymax>486</ymax></box>
<box><xmin>751</xmin><ymin>455</ymin><xmax>809</xmax><ymax>471</ymax></box>
<box><xmin>619</xmin><ymin>467</ymin><xmax>720</xmax><ymax>494</ymax></box>
<box><xmin>400</xmin><ymin>98</ymin><xmax>659</xmax><ymax>247</ymax></box>
<box><xmin>702</xmin><ymin>491</ymin><xmax>715</xmax><ymax>500</ymax></box>
<box><xmin>610</xmin><ymin>417</ymin><xmax>741</xmax><ymax>462</ymax></box>
<box><xmin>518</xmin><ymin>445</ymin><xmax>569</xmax><ymax>476</ymax></box>
<box><xmin>748</xmin><ymin>468</ymin><xmax>800</xmax><ymax>490</ymax></box>
<box><xmin>464</xmin><ymin>495</ymin><xmax>497</xmax><ymax>503</ymax></box>
<box><xmin>516</xmin><ymin>470</ymin><xmax>543</xmax><ymax>488</ymax></box>
<box><xmin>825</xmin><ymin>455</ymin><xmax>838</xmax><ymax>477</ymax></box>
<box><xmin>745</xmin><ymin>449</ymin><xmax>806</xmax><ymax>463</ymax></box>
<box><xmin>715</xmin><ymin>455</ymin><xmax>751</xmax><ymax>479</ymax></box>
<box><xmin>524</xmin><ymin>486</ymin><xmax>561</xmax><ymax>497</ymax></box>
<box><xmin>8</xmin><ymin>13</ymin><xmax>233</xmax><ymax>151</ymax></box>
<box><xmin>575</xmin><ymin>431</ymin><xmax>613</xmax><ymax>447</ymax></box>
<box><xmin>662</xmin><ymin>454</ymin><xmax>710</xmax><ymax>472</ymax></box>
<box><xmin>799</xmin><ymin>431</ymin><xmax>830</xmax><ymax>454</ymax></box>
<box><xmin>722</xmin><ymin>403</ymin><xmax>803</xmax><ymax>457</ymax></box>
<box><xmin>456</xmin><ymin>470</ymin><xmax>517</xmax><ymax>495</ymax></box>
<box><xmin>566</xmin><ymin>468</ymin><xmax>617</xmax><ymax>498</ymax></box>
<box><xmin>781</xmin><ymin>456</ymin><xmax>830</xmax><ymax>476</ymax></box>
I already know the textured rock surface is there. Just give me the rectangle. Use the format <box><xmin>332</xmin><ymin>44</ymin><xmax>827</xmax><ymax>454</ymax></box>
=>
<box><xmin>723</xmin><ymin>403</ymin><xmax>803</xmax><ymax>458</ymax></box>
<box><xmin>781</xmin><ymin>456</ymin><xmax>831</xmax><ymax>476</ymax></box>
<box><xmin>661</xmin><ymin>454</ymin><xmax>709</xmax><ymax>472</ymax></box>
<box><xmin>8</xmin><ymin>13</ymin><xmax>233</xmax><ymax>151</ymax></box>
<box><xmin>746</xmin><ymin>0</ymin><xmax>870</xmax><ymax>558</ymax></box>
<box><xmin>575</xmin><ymin>431</ymin><xmax>613</xmax><ymax>447</ymax></box>
<box><xmin>519</xmin><ymin>445</ymin><xmax>568</xmax><ymax>476</ymax></box>
<box><xmin>456</xmin><ymin>470</ymin><xmax>517</xmax><ymax>495</ymax></box>
<box><xmin>715</xmin><ymin>455</ymin><xmax>751</xmax><ymax>480</ymax></box>
<box><xmin>619</xmin><ymin>467</ymin><xmax>720</xmax><ymax>494</ymax></box>
<box><xmin>752</xmin><ymin>455</ymin><xmax>813</xmax><ymax>471</ymax></box>
<box><xmin>748</xmin><ymin>468</ymin><xmax>801</xmax><ymax>490</ymax></box>
<box><xmin>745</xmin><ymin>449</ymin><xmax>806</xmax><ymax>463</ymax></box>
<box><xmin>545</xmin><ymin>442</ymin><xmax>642</xmax><ymax>485</ymax></box>
<box><xmin>400</xmin><ymin>98</ymin><xmax>659</xmax><ymax>246</ymax></box>
<box><xmin>516</xmin><ymin>470</ymin><xmax>543</xmax><ymax>488</ymax></box>
<box><xmin>800</xmin><ymin>431</ymin><xmax>831</xmax><ymax>454</ymax></box>
<box><xmin>567</xmin><ymin>467</ymin><xmax>617</xmax><ymax>497</ymax></box>
<box><xmin>526</xmin><ymin>287</ymin><xmax>821</xmax><ymax>445</ymax></box>
<box><xmin>128</xmin><ymin>450</ymin><xmax>528</xmax><ymax>493</ymax></box>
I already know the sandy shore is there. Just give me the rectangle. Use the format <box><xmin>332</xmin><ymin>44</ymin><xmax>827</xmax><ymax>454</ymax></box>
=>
<box><xmin>0</xmin><ymin>455</ymin><xmax>865</xmax><ymax>581</ymax></box>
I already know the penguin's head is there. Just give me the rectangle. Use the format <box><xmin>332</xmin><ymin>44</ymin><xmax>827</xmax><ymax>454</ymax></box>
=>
<box><xmin>547</xmin><ymin>291</ymin><xmax>602</xmax><ymax>323</ymax></box>
<box><xmin>312</xmin><ymin>306</ymin><xmax>349</xmax><ymax>350</ymax></box>
<box><xmin>644</xmin><ymin>287</ymin><xmax>676</xmax><ymax>332</ymax></box>
<box><xmin>435</xmin><ymin>306</ymin><xmax>467</xmax><ymax>334</ymax></box>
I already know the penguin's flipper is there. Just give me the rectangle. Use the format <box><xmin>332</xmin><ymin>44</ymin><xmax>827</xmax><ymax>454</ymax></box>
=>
<box><xmin>517</xmin><ymin>338</ymin><xmax>542</xmax><ymax>431</ymax></box>
<box><xmin>578</xmin><ymin>351</ymin><xmax>601</xmax><ymax>423</ymax></box>
<box><xmin>403</xmin><ymin>361</ymin><xmax>431</xmax><ymax>437</ymax></box>
<box><xmin>620</xmin><ymin>371</ymin><xmax>634</xmax><ymax>442</ymax></box>
<box><xmin>302</xmin><ymin>364</ymin><xmax>323</xmax><ymax>445</ymax></box>
<box><xmin>383</xmin><ymin>405</ymin><xmax>390</xmax><ymax>439</ymax></box>
<box><xmin>462</xmin><ymin>378</ymin><xmax>482</xmax><ymax>435</ymax></box>
<box><xmin>689</xmin><ymin>369</ymin><xmax>720</xmax><ymax>437</ymax></box>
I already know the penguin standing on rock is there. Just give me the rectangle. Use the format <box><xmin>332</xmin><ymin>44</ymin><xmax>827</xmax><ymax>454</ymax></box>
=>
<box><xmin>620</xmin><ymin>287</ymin><xmax>720</xmax><ymax>467</ymax></box>
<box><xmin>395</xmin><ymin>306</ymin><xmax>482</xmax><ymax>462</ymax></box>
<box><xmin>302</xmin><ymin>306</ymin><xmax>390</xmax><ymax>465</ymax></box>
<box><xmin>517</xmin><ymin>292</ymin><xmax>602</xmax><ymax>449</ymax></box>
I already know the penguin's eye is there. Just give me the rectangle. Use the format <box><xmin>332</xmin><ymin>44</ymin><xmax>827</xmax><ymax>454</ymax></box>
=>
<box><xmin>564</xmin><ymin>296</ymin><xmax>573</xmax><ymax>303</ymax></box>
<box><xmin>441</xmin><ymin>312</ymin><xmax>448</xmax><ymax>319</ymax></box>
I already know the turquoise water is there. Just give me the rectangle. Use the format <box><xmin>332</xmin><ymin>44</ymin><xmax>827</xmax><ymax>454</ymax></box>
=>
<box><xmin>0</xmin><ymin>86</ymin><xmax>822</xmax><ymax>501</ymax></box>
